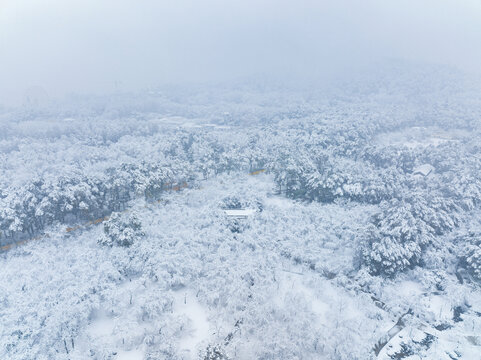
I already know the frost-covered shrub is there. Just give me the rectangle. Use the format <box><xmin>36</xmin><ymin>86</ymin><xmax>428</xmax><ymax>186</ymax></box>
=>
<box><xmin>98</xmin><ymin>211</ymin><xmax>144</xmax><ymax>247</ymax></box>
<box><xmin>406</xmin><ymin>192</ymin><xmax>460</xmax><ymax>235</ymax></box>
<box><xmin>360</xmin><ymin>199</ymin><xmax>435</xmax><ymax>276</ymax></box>
<box><xmin>221</xmin><ymin>196</ymin><xmax>243</xmax><ymax>209</ymax></box>
<box><xmin>463</xmin><ymin>243</ymin><xmax>481</xmax><ymax>281</ymax></box>
<box><xmin>360</xmin><ymin>226</ymin><xmax>421</xmax><ymax>277</ymax></box>
<box><xmin>227</xmin><ymin>218</ymin><xmax>250</xmax><ymax>233</ymax></box>
<box><xmin>203</xmin><ymin>344</ymin><xmax>229</xmax><ymax>360</ymax></box>
<box><xmin>220</xmin><ymin>196</ymin><xmax>262</xmax><ymax>212</ymax></box>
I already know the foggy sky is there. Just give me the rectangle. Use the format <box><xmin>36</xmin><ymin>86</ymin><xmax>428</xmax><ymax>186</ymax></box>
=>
<box><xmin>1</xmin><ymin>0</ymin><xmax>481</xmax><ymax>105</ymax></box>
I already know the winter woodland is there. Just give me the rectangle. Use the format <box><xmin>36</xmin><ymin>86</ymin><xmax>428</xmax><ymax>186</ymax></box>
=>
<box><xmin>1</xmin><ymin>63</ymin><xmax>481</xmax><ymax>359</ymax></box>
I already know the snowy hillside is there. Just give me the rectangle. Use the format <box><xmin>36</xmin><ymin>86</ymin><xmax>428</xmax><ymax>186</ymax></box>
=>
<box><xmin>3</xmin><ymin>0</ymin><xmax>481</xmax><ymax>357</ymax></box>
<box><xmin>1</xmin><ymin>66</ymin><xmax>481</xmax><ymax>359</ymax></box>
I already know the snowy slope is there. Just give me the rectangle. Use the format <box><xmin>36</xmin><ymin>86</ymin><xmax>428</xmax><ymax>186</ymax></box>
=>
<box><xmin>2</xmin><ymin>173</ymin><xmax>480</xmax><ymax>359</ymax></box>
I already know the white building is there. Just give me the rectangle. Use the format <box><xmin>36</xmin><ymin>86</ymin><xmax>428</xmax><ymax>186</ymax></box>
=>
<box><xmin>413</xmin><ymin>164</ymin><xmax>435</xmax><ymax>178</ymax></box>
<box><xmin>224</xmin><ymin>209</ymin><xmax>257</xmax><ymax>219</ymax></box>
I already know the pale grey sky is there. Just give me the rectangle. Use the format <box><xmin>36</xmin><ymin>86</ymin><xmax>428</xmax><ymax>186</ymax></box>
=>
<box><xmin>1</xmin><ymin>0</ymin><xmax>480</xmax><ymax>105</ymax></box>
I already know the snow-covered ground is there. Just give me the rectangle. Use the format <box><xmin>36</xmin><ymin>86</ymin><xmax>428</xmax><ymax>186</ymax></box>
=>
<box><xmin>1</xmin><ymin>65</ymin><xmax>481</xmax><ymax>359</ymax></box>
<box><xmin>2</xmin><ymin>172</ymin><xmax>480</xmax><ymax>359</ymax></box>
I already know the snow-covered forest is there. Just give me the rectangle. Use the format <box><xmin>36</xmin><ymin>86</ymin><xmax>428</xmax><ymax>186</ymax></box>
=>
<box><xmin>1</xmin><ymin>63</ymin><xmax>481</xmax><ymax>359</ymax></box>
<box><xmin>2</xmin><ymin>1</ymin><xmax>481</xmax><ymax>359</ymax></box>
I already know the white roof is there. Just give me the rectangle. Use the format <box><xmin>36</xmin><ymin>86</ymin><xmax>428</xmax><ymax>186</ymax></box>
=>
<box><xmin>413</xmin><ymin>164</ymin><xmax>435</xmax><ymax>177</ymax></box>
<box><xmin>224</xmin><ymin>209</ymin><xmax>256</xmax><ymax>217</ymax></box>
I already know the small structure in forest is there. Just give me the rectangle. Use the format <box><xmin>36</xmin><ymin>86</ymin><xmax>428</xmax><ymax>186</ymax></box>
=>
<box><xmin>221</xmin><ymin>196</ymin><xmax>261</xmax><ymax>226</ymax></box>
<box><xmin>413</xmin><ymin>164</ymin><xmax>435</xmax><ymax>178</ymax></box>
<box><xmin>223</xmin><ymin>208</ymin><xmax>257</xmax><ymax>233</ymax></box>
<box><xmin>224</xmin><ymin>208</ymin><xmax>257</xmax><ymax>219</ymax></box>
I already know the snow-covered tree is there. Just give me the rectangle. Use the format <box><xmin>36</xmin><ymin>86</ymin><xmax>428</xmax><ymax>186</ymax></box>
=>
<box><xmin>98</xmin><ymin>211</ymin><xmax>144</xmax><ymax>247</ymax></box>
